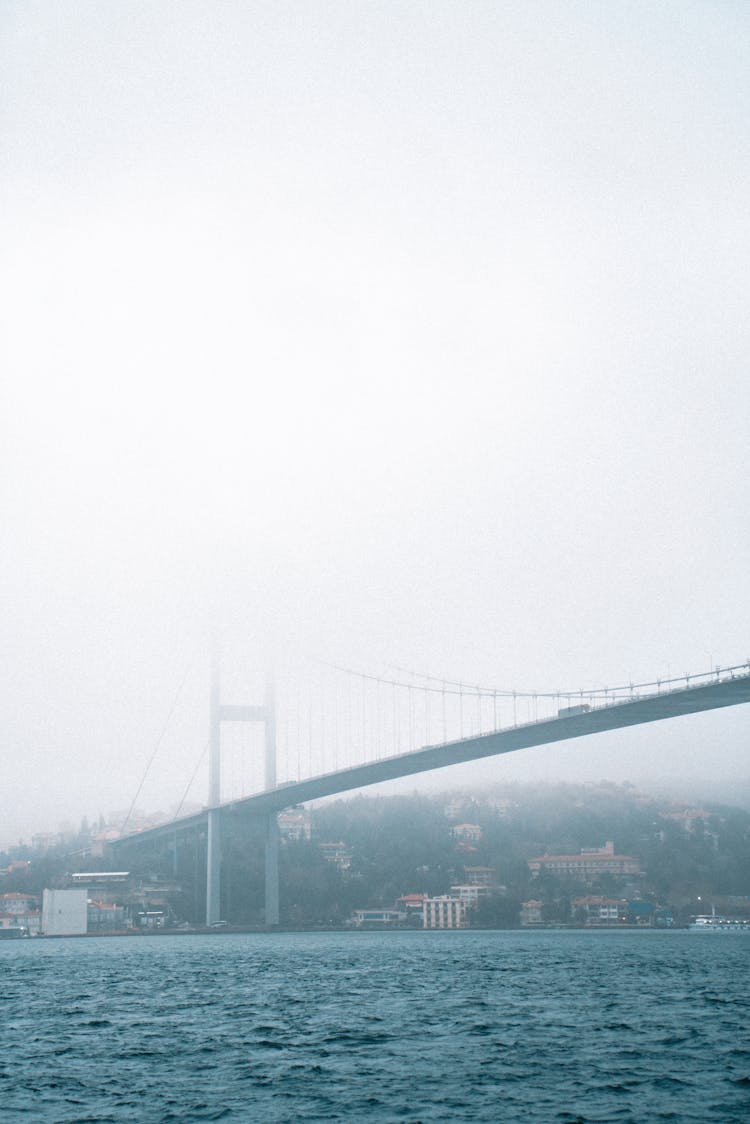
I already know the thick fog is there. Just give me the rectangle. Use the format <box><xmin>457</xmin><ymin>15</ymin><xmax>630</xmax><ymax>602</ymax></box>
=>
<box><xmin>2</xmin><ymin>2</ymin><xmax>749</xmax><ymax>847</ymax></box>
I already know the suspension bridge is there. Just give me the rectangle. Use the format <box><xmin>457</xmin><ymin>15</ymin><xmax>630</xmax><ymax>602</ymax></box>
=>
<box><xmin>109</xmin><ymin>653</ymin><xmax>750</xmax><ymax>927</ymax></box>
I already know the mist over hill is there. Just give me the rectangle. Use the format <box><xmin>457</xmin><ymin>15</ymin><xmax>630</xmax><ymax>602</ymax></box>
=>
<box><xmin>4</xmin><ymin>780</ymin><xmax>748</xmax><ymax>930</ymax></box>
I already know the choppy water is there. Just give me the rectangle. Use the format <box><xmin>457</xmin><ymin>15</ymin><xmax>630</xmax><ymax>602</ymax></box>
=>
<box><xmin>1</xmin><ymin>930</ymin><xmax>749</xmax><ymax>1122</ymax></box>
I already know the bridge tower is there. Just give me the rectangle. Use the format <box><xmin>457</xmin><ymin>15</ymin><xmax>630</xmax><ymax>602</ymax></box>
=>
<box><xmin>206</xmin><ymin>643</ymin><xmax>279</xmax><ymax>927</ymax></box>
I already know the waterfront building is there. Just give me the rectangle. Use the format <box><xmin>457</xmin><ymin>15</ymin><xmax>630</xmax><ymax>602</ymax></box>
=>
<box><xmin>395</xmin><ymin>893</ymin><xmax>426</xmax><ymax>918</ymax></box>
<box><xmin>87</xmin><ymin>901</ymin><xmax>127</xmax><ymax>932</ymax></box>
<box><xmin>69</xmin><ymin>872</ymin><xmax>130</xmax><ymax>889</ymax></box>
<box><xmin>41</xmin><ymin>889</ymin><xmax>88</xmax><ymax>935</ymax></box>
<box><xmin>0</xmin><ymin>910</ymin><xmax>41</xmax><ymax>935</ymax></box>
<box><xmin>626</xmin><ymin>899</ymin><xmax>656</xmax><ymax>925</ymax></box>
<box><xmin>422</xmin><ymin>896</ymin><xmax>468</xmax><ymax>929</ymax></box>
<box><xmin>350</xmin><ymin>908</ymin><xmax>406</xmax><ymax>927</ymax></box>
<box><xmin>136</xmin><ymin>909</ymin><xmax>168</xmax><ymax>929</ymax></box>
<box><xmin>572</xmin><ymin>896</ymin><xmax>626</xmax><ymax>924</ymax></box>
<box><xmin>520</xmin><ymin>900</ymin><xmax>543</xmax><ymax>926</ymax></box>
<box><xmin>0</xmin><ymin>892</ymin><xmax>39</xmax><ymax>914</ymax></box>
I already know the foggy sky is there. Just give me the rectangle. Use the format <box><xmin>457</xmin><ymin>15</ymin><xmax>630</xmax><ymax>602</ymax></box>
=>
<box><xmin>2</xmin><ymin>1</ymin><xmax>749</xmax><ymax>847</ymax></box>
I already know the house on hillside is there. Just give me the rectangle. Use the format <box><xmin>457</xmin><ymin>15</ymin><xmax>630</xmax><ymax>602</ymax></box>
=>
<box><xmin>527</xmin><ymin>841</ymin><xmax>640</xmax><ymax>882</ymax></box>
<box><xmin>463</xmin><ymin>866</ymin><xmax>495</xmax><ymax>887</ymax></box>
<box><xmin>319</xmin><ymin>842</ymin><xmax>352</xmax><ymax>870</ymax></box>
<box><xmin>450</xmin><ymin>884</ymin><xmax>490</xmax><ymax>908</ymax></box>
<box><xmin>451</xmin><ymin>823</ymin><xmax>482</xmax><ymax>844</ymax></box>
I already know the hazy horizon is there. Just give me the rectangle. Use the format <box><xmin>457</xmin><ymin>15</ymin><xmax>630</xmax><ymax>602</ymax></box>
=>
<box><xmin>2</xmin><ymin>2</ymin><xmax>749</xmax><ymax>848</ymax></box>
<box><xmin>7</xmin><ymin>757</ymin><xmax>750</xmax><ymax>852</ymax></box>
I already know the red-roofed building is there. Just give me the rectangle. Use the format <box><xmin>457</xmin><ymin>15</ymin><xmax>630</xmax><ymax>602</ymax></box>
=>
<box><xmin>0</xmin><ymin>892</ymin><xmax>39</xmax><ymax>914</ymax></box>
<box><xmin>395</xmin><ymin>893</ymin><xmax>426</xmax><ymax>918</ymax></box>
<box><xmin>527</xmin><ymin>841</ymin><xmax>640</xmax><ymax>881</ymax></box>
<box><xmin>452</xmin><ymin>823</ymin><xmax>482</xmax><ymax>844</ymax></box>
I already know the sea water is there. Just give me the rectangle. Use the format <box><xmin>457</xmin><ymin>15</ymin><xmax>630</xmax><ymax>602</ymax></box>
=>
<box><xmin>1</xmin><ymin>930</ymin><xmax>749</xmax><ymax>1122</ymax></box>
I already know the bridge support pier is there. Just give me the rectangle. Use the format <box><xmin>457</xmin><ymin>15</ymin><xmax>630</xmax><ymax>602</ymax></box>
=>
<box><xmin>206</xmin><ymin>809</ymin><xmax>221</xmax><ymax>926</ymax></box>
<box><xmin>205</xmin><ymin>641</ymin><xmax>278</xmax><ymax>928</ymax></box>
<box><xmin>264</xmin><ymin>813</ymin><xmax>279</xmax><ymax>927</ymax></box>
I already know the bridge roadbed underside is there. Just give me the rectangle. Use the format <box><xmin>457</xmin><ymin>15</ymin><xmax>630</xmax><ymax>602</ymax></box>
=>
<box><xmin>112</xmin><ymin>674</ymin><xmax>750</xmax><ymax>852</ymax></box>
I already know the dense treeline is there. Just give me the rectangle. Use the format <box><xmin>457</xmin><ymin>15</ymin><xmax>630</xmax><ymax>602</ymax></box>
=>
<box><xmin>2</xmin><ymin>783</ymin><xmax>749</xmax><ymax>927</ymax></box>
<box><xmin>232</xmin><ymin>782</ymin><xmax>750</xmax><ymax>926</ymax></box>
<box><xmin>288</xmin><ymin>782</ymin><xmax>750</xmax><ymax>927</ymax></box>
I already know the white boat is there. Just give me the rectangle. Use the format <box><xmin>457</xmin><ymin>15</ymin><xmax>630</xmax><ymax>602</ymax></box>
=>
<box><xmin>689</xmin><ymin>914</ymin><xmax>750</xmax><ymax>932</ymax></box>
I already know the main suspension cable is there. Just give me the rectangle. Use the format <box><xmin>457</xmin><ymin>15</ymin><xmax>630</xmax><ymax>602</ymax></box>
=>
<box><xmin>120</xmin><ymin>660</ymin><xmax>193</xmax><ymax>835</ymax></box>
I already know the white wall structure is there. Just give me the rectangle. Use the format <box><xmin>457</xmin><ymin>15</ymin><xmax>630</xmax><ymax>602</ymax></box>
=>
<box><xmin>41</xmin><ymin>889</ymin><xmax>88</xmax><ymax>936</ymax></box>
<box><xmin>422</xmin><ymin>896</ymin><xmax>468</xmax><ymax>930</ymax></box>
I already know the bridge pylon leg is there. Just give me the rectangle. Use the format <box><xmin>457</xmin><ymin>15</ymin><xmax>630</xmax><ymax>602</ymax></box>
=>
<box><xmin>205</xmin><ymin>638</ymin><xmax>278</xmax><ymax>927</ymax></box>
<box><xmin>265</xmin><ymin>813</ymin><xmax>279</xmax><ymax>928</ymax></box>
<box><xmin>206</xmin><ymin>809</ymin><xmax>221</xmax><ymax>926</ymax></box>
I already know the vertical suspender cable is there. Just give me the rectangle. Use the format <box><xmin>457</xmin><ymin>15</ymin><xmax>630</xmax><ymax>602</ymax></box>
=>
<box><xmin>395</xmin><ymin>680</ymin><xmax>401</xmax><ymax>752</ymax></box>
<box><xmin>295</xmin><ymin>686</ymin><xmax>301</xmax><ymax>781</ymax></box>
<box><xmin>425</xmin><ymin>683</ymin><xmax>431</xmax><ymax>745</ymax></box>
<box><xmin>361</xmin><ymin>673</ymin><xmax>367</xmax><ymax>763</ymax></box>
<box><xmin>376</xmin><ymin>678</ymin><xmax>382</xmax><ymax>759</ymax></box>
<box><xmin>320</xmin><ymin>662</ymin><xmax>326</xmax><ymax>774</ymax></box>
<box><xmin>332</xmin><ymin>669</ymin><xmax>338</xmax><ymax>771</ymax></box>
<box><xmin>308</xmin><ymin>692</ymin><xmax>313</xmax><ymax>779</ymax></box>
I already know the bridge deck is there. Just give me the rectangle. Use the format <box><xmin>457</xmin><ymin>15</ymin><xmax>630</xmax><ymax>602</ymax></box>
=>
<box><xmin>111</xmin><ymin>673</ymin><xmax>750</xmax><ymax>850</ymax></box>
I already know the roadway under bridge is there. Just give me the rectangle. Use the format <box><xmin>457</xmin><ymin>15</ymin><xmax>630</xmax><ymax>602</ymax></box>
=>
<box><xmin>109</xmin><ymin>671</ymin><xmax>750</xmax><ymax>924</ymax></box>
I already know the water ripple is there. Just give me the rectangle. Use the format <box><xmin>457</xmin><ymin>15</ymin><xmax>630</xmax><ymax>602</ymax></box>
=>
<box><xmin>1</xmin><ymin>931</ymin><xmax>749</xmax><ymax>1121</ymax></box>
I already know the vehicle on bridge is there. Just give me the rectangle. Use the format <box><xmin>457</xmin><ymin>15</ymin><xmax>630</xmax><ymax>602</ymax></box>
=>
<box><xmin>558</xmin><ymin>703</ymin><xmax>592</xmax><ymax>718</ymax></box>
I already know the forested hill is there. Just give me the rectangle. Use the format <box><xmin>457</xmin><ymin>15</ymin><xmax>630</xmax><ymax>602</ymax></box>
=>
<box><xmin>2</xmin><ymin>782</ymin><xmax>749</xmax><ymax>929</ymax></box>
<box><xmin>276</xmin><ymin>782</ymin><xmax>750</xmax><ymax>927</ymax></box>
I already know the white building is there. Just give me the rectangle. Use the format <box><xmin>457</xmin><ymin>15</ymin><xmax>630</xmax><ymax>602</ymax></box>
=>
<box><xmin>451</xmin><ymin>823</ymin><xmax>482</xmax><ymax>844</ymax></box>
<box><xmin>573</xmin><ymin>896</ymin><xmax>625</xmax><ymax>924</ymax></box>
<box><xmin>350</xmin><ymin>908</ymin><xmax>406</xmax><ymax>927</ymax></box>
<box><xmin>42</xmin><ymin>889</ymin><xmax>88</xmax><ymax>936</ymax></box>
<box><xmin>449</xmin><ymin>884</ymin><xmax>490</xmax><ymax>907</ymax></box>
<box><xmin>527</xmin><ymin>841</ymin><xmax>640</xmax><ymax>880</ymax></box>
<box><xmin>463</xmin><ymin>866</ymin><xmax>495</xmax><ymax>887</ymax></box>
<box><xmin>278</xmin><ymin>807</ymin><xmax>312</xmax><ymax>841</ymax></box>
<box><xmin>521</xmin><ymin>900</ymin><xmax>543</xmax><ymax>926</ymax></box>
<box><xmin>0</xmin><ymin>892</ymin><xmax>39</xmax><ymax>914</ymax></box>
<box><xmin>319</xmin><ymin>842</ymin><xmax>352</xmax><ymax>870</ymax></box>
<box><xmin>422</xmin><ymin>896</ymin><xmax>468</xmax><ymax>929</ymax></box>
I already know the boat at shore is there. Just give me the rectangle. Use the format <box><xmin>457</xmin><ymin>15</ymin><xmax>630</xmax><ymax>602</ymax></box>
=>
<box><xmin>689</xmin><ymin>914</ymin><xmax>750</xmax><ymax>932</ymax></box>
